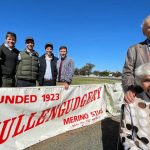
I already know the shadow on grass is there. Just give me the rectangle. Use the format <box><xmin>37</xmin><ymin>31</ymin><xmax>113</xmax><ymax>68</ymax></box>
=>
<box><xmin>101</xmin><ymin>118</ymin><xmax>124</xmax><ymax>150</ymax></box>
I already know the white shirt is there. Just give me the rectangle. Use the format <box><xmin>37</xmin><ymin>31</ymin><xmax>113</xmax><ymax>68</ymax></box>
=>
<box><xmin>4</xmin><ymin>43</ymin><xmax>13</xmax><ymax>51</ymax></box>
<box><xmin>44</xmin><ymin>55</ymin><xmax>52</xmax><ymax>80</ymax></box>
<box><xmin>4</xmin><ymin>43</ymin><xmax>21</xmax><ymax>61</ymax></box>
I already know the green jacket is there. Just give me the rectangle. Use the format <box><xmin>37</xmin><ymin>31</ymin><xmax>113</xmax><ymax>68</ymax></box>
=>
<box><xmin>16</xmin><ymin>50</ymin><xmax>39</xmax><ymax>81</ymax></box>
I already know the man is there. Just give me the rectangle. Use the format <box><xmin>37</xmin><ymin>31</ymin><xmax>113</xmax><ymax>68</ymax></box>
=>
<box><xmin>57</xmin><ymin>46</ymin><xmax>74</xmax><ymax>89</ymax></box>
<box><xmin>122</xmin><ymin>15</ymin><xmax>150</xmax><ymax>103</ymax></box>
<box><xmin>120</xmin><ymin>63</ymin><xmax>150</xmax><ymax>149</ymax></box>
<box><xmin>0</xmin><ymin>32</ymin><xmax>19</xmax><ymax>87</ymax></box>
<box><xmin>38</xmin><ymin>42</ymin><xmax>58</xmax><ymax>86</ymax></box>
<box><xmin>16</xmin><ymin>36</ymin><xmax>39</xmax><ymax>87</ymax></box>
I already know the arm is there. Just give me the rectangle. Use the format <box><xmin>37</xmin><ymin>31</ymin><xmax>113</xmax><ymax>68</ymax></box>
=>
<box><xmin>122</xmin><ymin>47</ymin><xmax>136</xmax><ymax>92</ymax></box>
<box><xmin>37</xmin><ymin>58</ymin><xmax>43</xmax><ymax>86</ymax></box>
<box><xmin>0</xmin><ymin>46</ymin><xmax>3</xmax><ymax>61</ymax></box>
<box><xmin>64</xmin><ymin>59</ymin><xmax>74</xmax><ymax>83</ymax></box>
<box><xmin>120</xmin><ymin>104</ymin><xmax>141</xmax><ymax>150</ymax></box>
<box><xmin>122</xmin><ymin>47</ymin><xmax>136</xmax><ymax>103</ymax></box>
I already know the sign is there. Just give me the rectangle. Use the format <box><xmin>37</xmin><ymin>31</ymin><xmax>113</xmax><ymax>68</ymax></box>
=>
<box><xmin>0</xmin><ymin>85</ymin><xmax>107</xmax><ymax>150</ymax></box>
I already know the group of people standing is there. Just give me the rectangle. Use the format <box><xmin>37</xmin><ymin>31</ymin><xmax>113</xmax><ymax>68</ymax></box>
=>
<box><xmin>0</xmin><ymin>32</ymin><xmax>74</xmax><ymax>89</ymax></box>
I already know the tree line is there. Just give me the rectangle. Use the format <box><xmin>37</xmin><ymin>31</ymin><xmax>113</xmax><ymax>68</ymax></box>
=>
<box><xmin>74</xmin><ymin>63</ymin><xmax>122</xmax><ymax>77</ymax></box>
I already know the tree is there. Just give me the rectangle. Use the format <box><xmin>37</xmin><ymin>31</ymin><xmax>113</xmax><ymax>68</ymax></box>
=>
<box><xmin>113</xmin><ymin>71</ymin><xmax>122</xmax><ymax>77</ymax></box>
<box><xmin>79</xmin><ymin>63</ymin><xmax>95</xmax><ymax>76</ymax></box>
<box><xmin>80</xmin><ymin>68</ymin><xmax>86</xmax><ymax>75</ymax></box>
<box><xmin>84</xmin><ymin>63</ymin><xmax>95</xmax><ymax>76</ymax></box>
<box><xmin>93</xmin><ymin>70</ymin><xmax>100</xmax><ymax>76</ymax></box>
<box><xmin>99</xmin><ymin>70</ymin><xmax>109</xmax><ymax>76</ymax></box>
<box><xmin>74</xmin><ymin>68</ymin><xmax>80</xmax><ymax>75</ymax></box>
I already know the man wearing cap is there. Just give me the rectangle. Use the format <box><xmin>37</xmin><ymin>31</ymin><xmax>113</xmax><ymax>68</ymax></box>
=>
<box><xmin>122</xmin><ymin>15</ymin><xmax>150</xmax><ymax>103</ymax></box>
<box><xmin>57</xmin><ymin>46</ymin><xmax>74</xmax><ymax>89</ymax></box>
<box><xmin>38</xmin><ymin>43</ymin><xmax>58</xmax><ymax>86</ymax></box>
<box><xmin>0</xmin><ymin>32</ymin><xmax>19</xmax><ymax>87</ymax></box>
<box><xmin>16</xmin><ymin>36</ymin><xmax>39</xmax><ymax>87</ymax></box>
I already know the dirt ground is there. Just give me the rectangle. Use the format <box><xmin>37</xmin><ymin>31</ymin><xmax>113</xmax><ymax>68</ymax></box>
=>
<box><xmin>101</xmin><ymin>116</ymin><xmax>124</xmax><ymax>150</ymax></box>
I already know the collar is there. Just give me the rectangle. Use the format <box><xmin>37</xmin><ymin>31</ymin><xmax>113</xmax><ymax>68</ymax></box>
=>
<box><xmin>4</xmin><ymin>43</ymin><xmax>14</xmax><ymax>51</ymax></box>
<box><xmin>146</xmin><ymin>39</ymin><xmax>150</xmax><ymax>46</ymax></box>
<box><xmin>44</xmin><ymin>53</ymin><xmax>54</xmax><ymax>60</ymax></box>
<box><xmin>138</xmin><ymin>91</ymin><xmax>150</xmax><ymax>102</ymax></box>
<box><xmin>45</xmin><ymin>55</ymin><xmax>52</xmax><ymax>61</ymax></box>
<box><xmin>61</xmin><ymin>56</ymin><xmax>67</xmax><ymax>61</ymax></box>
<box><xmin>26</xmin><ymin>48</ymin><xmax>33</xmax><ymax>53</ymax></box>
<box><xmin>25</xmin><ymin>48</ymin><xmax>38</xmax><ymax>57</ymax></box>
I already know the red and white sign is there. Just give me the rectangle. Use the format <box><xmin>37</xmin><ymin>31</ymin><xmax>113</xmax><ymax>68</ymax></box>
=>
<box><xmin>0</xmin><ymin>84</ymin><xmax>107</xmax><ymax>150</ymax></box>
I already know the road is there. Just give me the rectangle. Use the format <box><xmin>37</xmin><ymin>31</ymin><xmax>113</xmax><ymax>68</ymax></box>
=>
<box><xmin>26</xmin><ymin>116</ymin><xmax>121</xmax><ymax>150</ymax></box>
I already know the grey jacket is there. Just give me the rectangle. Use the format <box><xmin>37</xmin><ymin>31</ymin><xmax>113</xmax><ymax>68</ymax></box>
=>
<box><xmin>57</xmin><ymin>57</ymin><xmax>74</xmax><ymax>83</ymax></box>
<box><xmin>122</xmin><ymin>40</ymin><xmax>150</xmax><ymax>92</ymax></box>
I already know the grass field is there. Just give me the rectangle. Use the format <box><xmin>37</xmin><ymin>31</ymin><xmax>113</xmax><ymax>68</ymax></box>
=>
<box><xmin>72</xmin><ymin>77</ymin><xmax>121</xmax><ymax>85</ymax></box>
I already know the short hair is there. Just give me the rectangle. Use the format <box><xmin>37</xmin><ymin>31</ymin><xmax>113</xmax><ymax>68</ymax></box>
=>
<box><xmin>141</xmin><ymin>15</ymin><xmax>150</xmax><ymax>35</ymax></box>
<box><xmin>135</xmin><ymin>63</ymin><xmax>150</xmax><ymax>86</ymax></box>
<box><xmin>59</xmin><ymin>46</ymin><xmax>67</xmax><ymax>51</ymax></box>
<box><xmin>6</xmin><ymin>32</ymin><xmax>16</xmax><ymax>40</ymax></box>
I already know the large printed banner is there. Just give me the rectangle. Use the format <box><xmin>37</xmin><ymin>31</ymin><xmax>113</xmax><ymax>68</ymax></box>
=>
<box><xmin>0</xmin><ymin>84</ymin><xmax>107</xmax><ymax>150</ymax></box>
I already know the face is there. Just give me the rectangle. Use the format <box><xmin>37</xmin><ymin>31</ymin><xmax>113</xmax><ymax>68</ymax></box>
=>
<box><xmin>26</xmin><ymin>40</ymin><xmax>34</xmax><ymax>51</ymax></box>
<box><xmin>6</xmin><ymin>35</ymin><xmax>16</xmax><ymax>49</ymax></box>
<box><xmin>46</xmin><ymin>46</ymin><xmax>53</xmax><ymax>56</ymax></box>
<box><xmin>60</xmin><ymin>48</ymin><xmax>67</xmax><ymax>58</ymax></box>
<box><xmin>143</xmin><ymin>17</ymin><xmax>150</xmax><ymax>39</ymax></box>
<box><xmin>141</xmin><ymin>75</ymin><xmax>150</xmax><ymax>97</ymax></box>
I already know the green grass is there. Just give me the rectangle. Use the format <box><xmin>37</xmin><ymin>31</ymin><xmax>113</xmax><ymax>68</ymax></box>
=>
<box><xmin>72</xmin><ymin>77</ymin><xmax>121</xmax><ymax>85</ymax></box>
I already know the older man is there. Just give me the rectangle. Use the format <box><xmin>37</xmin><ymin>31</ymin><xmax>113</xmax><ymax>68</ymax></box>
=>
<box><xmin>122</xmin><ymin>15</ymin><xmax>150</xmax><ymax>103</ymax></box>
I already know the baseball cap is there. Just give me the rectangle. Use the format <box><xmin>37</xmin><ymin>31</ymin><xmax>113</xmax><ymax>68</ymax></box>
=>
<box><xmin>45</xmin><ymin>42</ymin><xmax>53</xmax><ymax>49</ymax></box>
<box><xmin>25</xmin><ymin>36</ymin><xmax>34</xmax><ymax>43</ymax></box>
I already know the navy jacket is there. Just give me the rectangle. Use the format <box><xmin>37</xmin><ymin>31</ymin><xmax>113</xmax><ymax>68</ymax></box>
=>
<box><xmin>38</xmin><ymin>53</ymin><xmax>58</xmax><ymax>85</ymax></box>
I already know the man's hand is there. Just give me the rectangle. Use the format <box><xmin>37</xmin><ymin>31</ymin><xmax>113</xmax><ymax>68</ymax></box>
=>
<box><xmin>124</xmin><ymin>90</ymin><xmax>136</xmax><ymax>103</ymax></box>
<box><xmin>63</xmin><ymin>82</ymin><xmax>69</xmax><ymax>90</ymax></box>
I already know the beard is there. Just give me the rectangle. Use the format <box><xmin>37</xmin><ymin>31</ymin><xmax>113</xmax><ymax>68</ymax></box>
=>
<box><xmin>46</xmin><ymin>51</ymin><xmax>52</xmax><ymax>56</ymax></box>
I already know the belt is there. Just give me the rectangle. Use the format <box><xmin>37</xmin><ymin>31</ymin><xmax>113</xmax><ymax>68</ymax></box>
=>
<box><xmin>58</xmin><ymin>80</ymin><xmax>70</xmax><ymax>84</ymax></box>
<box><xmin>28</xmin><ymin>80</ymin><xmax>36</xmax><ymax>83</ymax></box>
<box><xmin>18</xmin><ymin>79</ymin><xmax>36</xmax><ymax>83</ymax></box>
<box><xmin>58</xmin><ymin>80</ymin><xmax>65</xmax><ymax>82</ymax></box>
<box><xmin>44</xmin><ymin>79</ymin><xmax>53</xmax><ymax>83</ymax></box>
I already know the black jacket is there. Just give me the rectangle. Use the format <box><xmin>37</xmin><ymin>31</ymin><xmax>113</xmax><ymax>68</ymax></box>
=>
<box><xmin>38</xmin><ymin>53</ymin><xmax>58</xmax><ymax>85</ymax></box>
<box><xmin>0</xmin><ymin>44</ymin><xmax>19</xmax><ymax>77</ymax></box>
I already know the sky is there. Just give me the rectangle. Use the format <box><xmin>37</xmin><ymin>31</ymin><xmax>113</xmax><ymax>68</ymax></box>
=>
<box><xmin>0</xmin><ymin>0</ymin><xmax>150</xmax><ymax>72</ymax></box>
